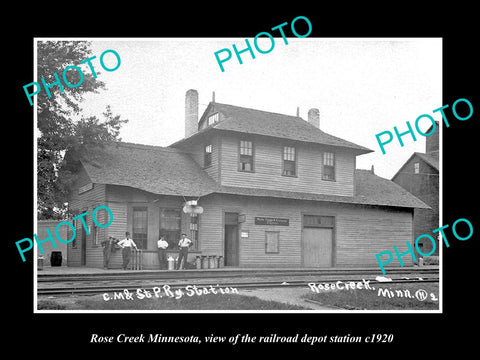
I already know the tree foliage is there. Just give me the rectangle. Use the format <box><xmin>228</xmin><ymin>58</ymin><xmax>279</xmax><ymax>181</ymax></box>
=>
<box><xmin>37</xmin><ymin>41</ymin><xmax>128</xmax><ymax>219</ymax></box>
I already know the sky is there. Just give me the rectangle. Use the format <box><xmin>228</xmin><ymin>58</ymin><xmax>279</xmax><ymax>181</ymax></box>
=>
<box><xmin>50</xmin><ymin>37</ymin><xmax>442</xmax><ymax>179</ymax></box>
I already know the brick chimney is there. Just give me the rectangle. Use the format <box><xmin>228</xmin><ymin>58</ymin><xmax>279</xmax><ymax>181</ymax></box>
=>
<box><xmin>308</xmin><ymin>108</ymin><xmax>320</xmax><ymax>128</ymax></box>
<box><xmin>426</xmin><ymin>121</ymin><xmax>439</xmax><ymax>159</ymax></box>
<box><xmin>185</xmin><ymin>89</ymin><xmax>199</xmax><ymax>138</ymax></box>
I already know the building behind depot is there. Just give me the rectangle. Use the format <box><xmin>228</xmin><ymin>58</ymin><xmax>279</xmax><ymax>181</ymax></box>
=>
<box><xmin>64</xmin><ymin>89</ymin><xmax>429</xmax><ymax>269</ymax></box>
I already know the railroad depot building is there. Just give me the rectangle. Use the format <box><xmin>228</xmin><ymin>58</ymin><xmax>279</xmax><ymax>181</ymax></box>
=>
<box><xmin>65</xmin><ymin>89</ymin><xmax>428</xmax><ymax>269</ymax></box>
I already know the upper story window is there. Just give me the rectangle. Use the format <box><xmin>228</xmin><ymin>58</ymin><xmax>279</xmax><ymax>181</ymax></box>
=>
<box><xmin>322</xmin><ymin>152</ymin><xmax>335</xmax><ymax>181</ymax></box>
<box><xmin>239</xmin><ymin>140</ymin><xmax>254</xmax><ymax>172</ymax></box>
<box><xmin>207</xmin><ymin>112</ymin><xmax>219</xmax><ymax>126</ymax></box>
<box><xmin>414</xmin><ymin>162</ymin><xmax>420</xmax><ymax>174</ymax></box>
<box><xmin>282</xmin><ymin>146</ymin><xmax>296</xmax><ymax>176</ymax></box>
<box><xmin>204</xmin><ymin>144</ymin><xmax>212</xmax><ymax>167</ymax></box>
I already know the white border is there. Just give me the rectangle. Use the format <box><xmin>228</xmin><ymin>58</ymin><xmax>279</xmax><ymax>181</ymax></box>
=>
<box><xmin>33</xmin><ymin>37</ymin><xmax>443</xmax><ymax>314</ymax></box>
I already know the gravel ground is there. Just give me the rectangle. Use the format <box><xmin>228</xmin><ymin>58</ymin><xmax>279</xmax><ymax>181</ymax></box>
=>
<box><xmin>37</xmin><ymin>287</ymin><xmax>340</xmax><ymax>311</ymax></box>
<box><xmin>239</xmin><ymin>287</ymin><xmax>339</xmax><ymax>310</ymax></box>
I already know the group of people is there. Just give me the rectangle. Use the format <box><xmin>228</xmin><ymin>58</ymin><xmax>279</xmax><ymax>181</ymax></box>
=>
<box><xmin>157</xmin><ymin>233</ymin><xmax>193</xmax><ymax>270</ymax></box>
<box><xmin>101</xmin><ymin>232</ymin><xmax>193</xmax><ymax>270</ymax></box>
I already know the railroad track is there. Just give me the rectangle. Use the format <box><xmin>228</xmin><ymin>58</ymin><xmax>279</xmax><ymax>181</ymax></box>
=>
<box><xmin>38</xmin><ymin>278</ymin><xmax>440</xmax><ymax>296</ymax></box>
<box><xmin>38</xmin><ymin>267</ymin><xmax>438</xmax><ymax>282</ymax></box>
<box><xmin>37</xmin><ymin>267</ymin><xmax>439</xmax><ymax>296</ymax></box>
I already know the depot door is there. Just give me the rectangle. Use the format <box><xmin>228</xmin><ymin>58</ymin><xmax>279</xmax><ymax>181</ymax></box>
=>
<box><xmin>302</xmin><ymin>215</ymin><xmax>334</xmax><ymax>267</ymax></box>
<box><xmin>224</xmin><ymin>212</ymin><xmax>239</xmax><ymax>266</ymax></box>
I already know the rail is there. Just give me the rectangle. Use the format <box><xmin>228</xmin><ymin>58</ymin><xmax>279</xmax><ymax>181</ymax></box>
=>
<box><xmin>37</xmin><ymin>267</ymin><xmax>439</xmax><ymax>296</ymax></box>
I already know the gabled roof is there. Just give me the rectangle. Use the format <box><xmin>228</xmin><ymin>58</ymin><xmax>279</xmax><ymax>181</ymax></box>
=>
<box><xmin>69</xmin><ymin>142</ymin><xmax>428</xmax><ymax>209</ymax></box>
<box><xmin>391</xmin><ymin>151</ymin><xmax>439</xmax><ymax>181</ymax></box>
<box><xmin>415</xmin><ymin>152</ymin><xmax>439</xmax><ymax>171</ymax></box>
<box><xmin>353</xmin><ymin>169</ymin><xmax>429</xmax><ymax>208</ymax></box>
<box><xmin>172</xmin><ymin>102</ymin><xmax>372</xmax><ymax>154</ymax></box>
<box><xmin>72</xmin><ymin>142</ymin><xmax>219</xmax><ymax>197</ymax></box>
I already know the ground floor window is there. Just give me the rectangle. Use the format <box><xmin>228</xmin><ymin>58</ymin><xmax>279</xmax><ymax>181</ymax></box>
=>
<box><xmin>189</xmin><ymin>214</ymin><xmax>199</xmax><ymax>250</ymax></box>
<box><xmin>126</xmin><ymin>206</ymin><xmax>200</xmax><ymax>251</ymax></box>
<box><xmin>265</xmin><ymin>231</ymin><xmax>280</xmax><ymax>253</ymax></box>
<box><xmin>160</xmin><ymin>208</ymin><xmax>182</xmax><ymax>250</ymax></box>
<box><xmin>93</xmin><ymin>225</ymin><xmax>99</xmax><ymax>246</ymax></box>
<box><xmin>133</xmin><ymin>207</ymin><xmax>148</xmax><ymax>249</ymax></box>
<box><xmin>70</xmin><ymin>215</ymin><xmax>77</xmax><ymax>248</ymax></box>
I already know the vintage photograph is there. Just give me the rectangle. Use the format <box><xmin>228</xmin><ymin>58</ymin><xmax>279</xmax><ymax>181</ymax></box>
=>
<box><xmin>33</xmin><ymin>37</ymin><xmax>442</xmax><ymax>312</ymax></box>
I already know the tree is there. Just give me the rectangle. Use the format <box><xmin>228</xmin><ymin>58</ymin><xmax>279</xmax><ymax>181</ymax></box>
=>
<box><xmin>37</xmin><ymin>41</ymin><xmax>128</xmax><ymax>219</ymax></box>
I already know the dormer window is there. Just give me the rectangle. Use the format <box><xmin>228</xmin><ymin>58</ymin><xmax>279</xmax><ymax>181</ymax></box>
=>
<box><xmin>207</xmin><ymin>112</ymin><xmax>219</xmax><ymax>126</ymax></box>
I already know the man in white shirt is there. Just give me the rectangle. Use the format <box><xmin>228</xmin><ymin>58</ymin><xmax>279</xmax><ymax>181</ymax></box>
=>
<box><xmin>157</xmin><ymin>236</ymin><xmax>169</xmax><ymax>270</ymax></box>
<box><xmin>117</xmin><ymin>232</ymin><xmax>137</xmax><ymax>270</ymax></box>
<box><xmin>176</xmin><ymin>233</ymin><xmax>192</xmax><ymax>270</ymax></box>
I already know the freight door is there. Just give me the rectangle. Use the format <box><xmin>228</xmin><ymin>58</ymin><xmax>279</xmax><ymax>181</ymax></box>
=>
<box><xmin>303</xmin><ymin>228</ymin><xmax>333</xmax><ymax>267</ymax></box>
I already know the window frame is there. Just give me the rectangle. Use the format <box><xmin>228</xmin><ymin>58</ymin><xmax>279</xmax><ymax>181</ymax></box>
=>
<box><xmin>303</xmin><ymin>215</ymin><xmax>335</xmax><ymax>228</ymax></box>
<box><xmin>207</xmin><ymin>112</ymin><xmax>219</xmax><ymax>126</ymax></box>
<box><xmin>204</xmin><ymin>143</ymin><xmax>213</xmax><ymax>168</ymax></box>
<box><xmin>282</xmin><ymin>145</ymin><xmax>297</xmax><ymax>177</ymax></box>
<box><xmin>92</xmin><ymin>205</ymin><xmax>108</xmax><ymax>247</ymax></box>
<box><xmin>189</xmin><ymin>214</ymin><xmax>200</xmax><ymax>251</ymax></box>
<box><xmin>265</xmin><ymin>231</ymin><xmax>280</xmax><ymax>254</ymax></box>
<box><xmin>238</xmin><ymin>140</ymin><xmax>254</xmax><ymax>172</ymax></box>
<box><xmin>414</xmin><ymin>162</ymin><xmax>420</xmax><ymax>174</ymax></box>
<box><xmin>159</xmin><ymin>208</ymin><xmax>182</xmax><ymax>251</ymax></box>
<box><xmin>92</xmin><ymin>224</ymin><xmax>99</xmax><ymax>247</ymax></box>
<box><xmin>322</xmin><ymin>151</ymin><xmax>336</xmax><ymax>181</ymax></box>
<box><xmin>132</xmin><ymin>206</ymin><xmax>148</xmax><ymax>250</ymax></box>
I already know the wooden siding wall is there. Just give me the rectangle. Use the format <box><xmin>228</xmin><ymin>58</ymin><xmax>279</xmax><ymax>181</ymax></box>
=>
<box><xmin>199</xmin><ymin>194</ymin><xmax>414</xmax><ymax>268</ymax></box>
<box><xmin>335</xmin><ymin>206</ymin><xmax>413</xmax><ymax>267</ymax></box>
<box><xmin>197</xmin><ymin>200</ymin><xmax>224</xmax><ymax>256</ymax></box>
<box><xmin>219</xmin><ymin>134</ymin><xmax>355</xmax><ymax>196</ymax></box>
<box><xmin>187</xmin><ymin>135</ymin><xmax>220</xmax><ymax>182</ymax></box>
<box><xmin>67</xmin><ymin>165</ymin><xmax>106</xmax><ymax>267</ymax></box>
<box><xmin>36</xmin><ymin>220</ymin><xmax>68</xmax><ymax>265</ymax></box>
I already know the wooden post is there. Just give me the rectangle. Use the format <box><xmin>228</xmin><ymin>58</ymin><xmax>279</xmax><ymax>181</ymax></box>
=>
<box><xmin>130</xmin><ymin>249</ymin><xmax>143</xmax><ymax>270</ymax></box>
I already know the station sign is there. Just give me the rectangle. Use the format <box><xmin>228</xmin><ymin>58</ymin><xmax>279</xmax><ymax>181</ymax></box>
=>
<box><xmin>254</xmin><ymin>217</ymin><xmax>289</xmax><ymax>226</ymax></box>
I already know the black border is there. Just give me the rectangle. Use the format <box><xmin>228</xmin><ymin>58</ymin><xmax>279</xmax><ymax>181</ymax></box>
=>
<box><xmin>7</xmin><ymin>4</ymin><xmax>478</xmax><ymax>354</ymax></box>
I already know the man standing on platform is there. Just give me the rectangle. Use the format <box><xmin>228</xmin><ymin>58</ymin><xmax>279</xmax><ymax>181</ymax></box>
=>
<box><xmin>117</xmin><ymin>232</ymin><xmax>137</xmax><ymax>270</ymax></box>
<box><xmin>176</xmin><ymin>233</ymin><xmax>192</xmax><ymax>270</ymax></box>
<box><xmin>157</xmin><ymin>236</ymin><xmax>169</xmax><ymax>270</ymax></box>
<box><xmin>100</xmin><ymin>236</ymin><xmax>118</xmax><ymax>269</ymax></box>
